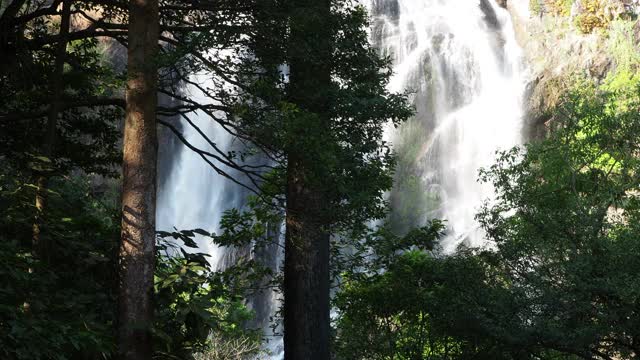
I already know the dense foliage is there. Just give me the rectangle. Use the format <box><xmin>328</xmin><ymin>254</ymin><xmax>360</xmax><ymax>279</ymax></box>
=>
<box><xmin>334</xmin><ymin>74</ymin><xmax>640</xmax><ymax>359</ymax></box>
<box><xmin>0</xmin><ymin>1</ymin><xmax>123</xmax><ymax>176</ymax></box>
<box><xmin>0</xmin><ymin>166</ymin><xmax>260</xmax><ymax>360</ymax></box>
<box><xmin>226</xmin><ymin>0</ymin><xmax>413</xmax><ymax>229</ymax></box>
<box><xmin>477</xmin><ymin>79</ymin><xmax>640</xmax><ymax>359</ymax></box>
<box><xmin>0</xmin><ymin>1</ymin><xmax>264</xmax><ymax>358</ymax></box>
<box><xmin>0</xmin><ymin>169</ymin><xmax>118</xmax><ymax>359</ymax></box>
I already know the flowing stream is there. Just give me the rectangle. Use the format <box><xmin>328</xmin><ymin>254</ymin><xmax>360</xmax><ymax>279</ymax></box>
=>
<box><xmin>157</xmin><ymin>0</ymin><xmax>526</xmax><ymax>357</ymax></box>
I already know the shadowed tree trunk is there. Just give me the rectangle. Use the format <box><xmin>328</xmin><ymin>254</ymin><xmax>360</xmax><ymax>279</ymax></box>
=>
<box><xmin>283</xmin><ymin>0</ymin><xmax>332</xmax><ymax>359</ymax></box>
<box><xmin>32</xmin><ymin>0</ymin><xmax>71</xmax><ymax>261</ymax></box>
<box><xmin>117</xmin><ymin>0</ymin><xmax>159</xmax><ymax>359</ymax></box>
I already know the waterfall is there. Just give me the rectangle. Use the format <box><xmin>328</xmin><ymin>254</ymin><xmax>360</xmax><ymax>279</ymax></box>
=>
<box><xmin>156</xmin><ymin>72</ymin><xmax>244</xmax><ymax>267</ymax></box>
<box><xmin>370</xmin><ymin>0</ymin><xmax>526</xmax><ymax>252</ymax></box>
<box><xmin>156</xmin><ymin>71</ymin><xmax>284</xmax><ymax>356</ymax></box>
<box><xmin>156</xmin><ymin>0</ymin><xmax>526</xmax><ymax>357</ymax></box>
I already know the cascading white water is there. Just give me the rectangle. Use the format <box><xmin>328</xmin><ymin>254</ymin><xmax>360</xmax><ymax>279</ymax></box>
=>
<box><xmin>156</xmin><ymin>71</ymin><xmax>285</xmax><ymax>357</ymax></box>
<box><xmin>156</xmin><ymin>72</ymin><xmax>243</xmax><ymax>265</ymax></box>
<box><xmin>370</xmin><ymin>0</ymin><xmax>527</xmax><ymax>252</ymax></box>
<box><xmin>157</xmin><ymin>1</ymin><xmax>526</xmax><ymax>357</ymax></box>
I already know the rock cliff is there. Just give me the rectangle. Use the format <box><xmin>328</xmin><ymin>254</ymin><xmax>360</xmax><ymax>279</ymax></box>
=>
<box><xmin>501</xmin><ymin>0</ymin><xmax>639</xmax><ymax>137</ymax></box>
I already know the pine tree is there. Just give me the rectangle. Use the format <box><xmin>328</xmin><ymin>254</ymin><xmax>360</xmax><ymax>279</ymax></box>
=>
<box><xmin>230</xmin><ymin>1</ymin><xmax>413</xmax><ymax>358</ymax></box>
<box><xmin>283</xmin><ymin>0</ymin><xmax>333</xmax><ymax>358</ymax></box>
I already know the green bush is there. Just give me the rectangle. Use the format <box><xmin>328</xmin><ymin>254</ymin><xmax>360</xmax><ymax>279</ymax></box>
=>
<box><xmin>530</xmin><ymin>0</ymin><xmax>544</xmax><ymax>16</ymax></box>
<box><xmin>549</xmin><ymin>0</ymin><xmax>574</xmax><ymax>16</ymax></box>
<box><xmin>0</xmin><ymin>168</ymin><xmax>262</xmax><ymax>360</ymax></box>
<box><xmin>529</xmin><ymin>0</ymin><xmax>574</xmax><ymax>17</ymax></box>
<box><xmin>574</xmin><ymin>0</ymin><xmax>609</xmax><ymax>33</ymax></box>
<box><xmin>0</xmin><ymin>172</ymin><xmax>119</xmax><ymax>360</ymax></box>
<box><xmin>334</xmin><ymin>79</ymin><xmax>640</xmax><ymax>359</ymax></box>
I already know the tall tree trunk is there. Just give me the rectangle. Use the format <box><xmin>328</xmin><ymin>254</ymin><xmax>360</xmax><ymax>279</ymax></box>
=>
<box><xmin>283</xmin><ymin>0</ymin><xmax>332</xmax><ymax>359</ymax></box>
<box><xmin>32</xmin><ymin>0</ymin><xmax>71</xmax><ymax>261</ymax></box>
<box><xmin>117</xmin><ymin>0</ymin><xmax>159</xmax><ymax>359</ymax></box>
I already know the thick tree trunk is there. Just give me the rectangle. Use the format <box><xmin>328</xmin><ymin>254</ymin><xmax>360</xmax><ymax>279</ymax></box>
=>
<box><xmin>32</xmin><ymin>0</ymin><xmax>71</xmax><ymax>261</ymax></box>
<box><xmin>283</xmin><ymin>0</ymin><xmax>332</xmax><ymax>359</ymax></box>
<box><xmin>117</xmin><ymin>0</ymin><xmax>159</xmax><ymax>359</ymax></box>
<box><xmin>284</xmin><ymin>159</ymin><xmax>331</xmax><ymax>360</ymax></box>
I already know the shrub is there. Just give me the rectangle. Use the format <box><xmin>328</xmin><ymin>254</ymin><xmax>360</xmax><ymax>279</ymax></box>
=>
<box><xmin>548</xmin><ymin>0</ymin><xmax>574</xmax><ymax>16</ymax></box>
<box><xmin>575</xmin><ymin>0</ymin><xmax>609</xmax><ymax>33</ymax></box>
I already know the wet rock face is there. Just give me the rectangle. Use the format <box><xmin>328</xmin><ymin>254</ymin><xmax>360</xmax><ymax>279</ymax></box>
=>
<box><xmin>522</xmin><ymin>72</ymin><xmax>563</xmax><ymax>139</ymax></box>
<box><xmin>370</xmin><ymin>0</ymin><xmax>400</xmax><ymax>20</ymax></box>
<box><xmin>480</xmin><ymin>0</ymin><xmax>502</xmax><ymax>30</ymax></box>
<box><xmin>479</xmin><ymin>0</ymin><xmax>508</xmax><ymax>69</ymax></box>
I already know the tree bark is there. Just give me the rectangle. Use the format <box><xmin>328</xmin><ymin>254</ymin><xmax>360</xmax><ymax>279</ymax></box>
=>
<box><xmin>32</xmin><ymin>0</ymin><xmax>71</xmax><ymax>261</ymax></box>
<box><xmin>283</xmin><ymin>0</ymin><xmax>332</xmax><ymax>359</ymax></box>
<box><xmin>284</xmin><ymin>159</ymin><xmax>331</xmax><ymax>360</ymax></box>
<box><xmin>117</xmin><ymin>0</ymin><xmax>159</xmax><ymax>359</ymax></box>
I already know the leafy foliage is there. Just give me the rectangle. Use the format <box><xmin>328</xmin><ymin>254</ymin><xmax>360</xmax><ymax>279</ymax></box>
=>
<box><xmin>473</xmin><ymin>79</ymin><xmax>640</xmax><ymax>359</ymax></box>
<box><xmin>529</xmin><ymin>0</ymin><xmax>573</xmax><ymax>17</ymax></box>
<box><xmin>333</xmin><ymin>221</ymin><xmax>520</xmax><ymax>360</ymax></box>
<box><xmin>0</xmin><ymin>1</ymin><xmax>123</xmax><ymax>176</ymax></box>
<box><xmin>0</xmin><ymin>166</ymin><xmax>262</xmax><ymax>360</ymax></box>
<box><xmin>153</xmin><ymin>237</ymin><xmax>263</xmax><ymax>359</ymax></box>
<box><xmin>194</xmin><ymin>335</ymin><xmax>264</xmax><ymax>360</ymax></box>
<box><xmin>335</xmin><ymin>79</ymin><xmax>640</xmax><ymax>359</ymax></box>
<box><xmin>602</xmin><ymin>19</ymin><xmax>640</xmax><ymax>99</ymax></box>
<box><xmin>0</xmin><ymin>170</ymin><xmax>119</xmax><ymax>360</ymax></box>
<box><xmin>228</xmin><ymin>0</ymin><xmax>413</xmax><ymax>233</ymax></box>
<box><xmin>550</xmin><ymin>0</ymin><xmax>574</xmax><ymax>17</ymax></box>
<box><xmin>574</xmin><ymin>0</ymin><xmax>609</xmax><ymax>33</ymax></box>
